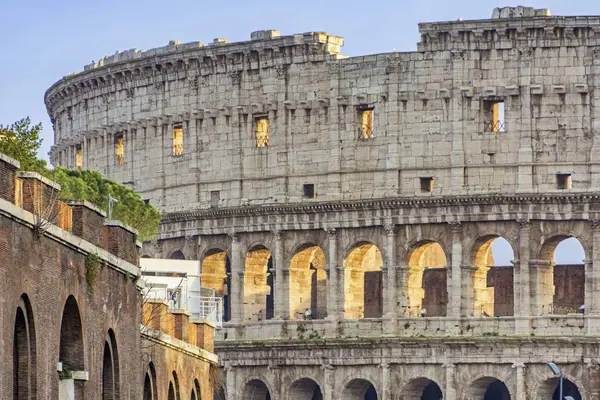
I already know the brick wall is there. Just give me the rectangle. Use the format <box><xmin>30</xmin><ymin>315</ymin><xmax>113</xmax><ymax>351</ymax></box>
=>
<box><xmin>105</xmin><ymin>222</ymin><xmax>139</xmax><ymax>265</ymax></box>
<box><xmin>422</xmin><ymin>269</ymin><xmax>448</xmax><ymax>317</ymax></box>
<box><xmin>69</xmin><ymin>201</ymin><xmax>106</xmax><ymax>248</ymax></box>
<box><xmin>487</xmin><ymin>267</ymin><xmax>514</xmax><ymax>317</ymax></box>
<box><xmin>0</xmin><ymin>154</ymin><xmax>18</xmax><ymax>203</ymax></box>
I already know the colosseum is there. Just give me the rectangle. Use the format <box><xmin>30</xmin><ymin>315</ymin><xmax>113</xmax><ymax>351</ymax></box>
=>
<box><xmin>45</xmin><ymin>5</ymin><xmax>600</xmax><ymax>399</ymax></box>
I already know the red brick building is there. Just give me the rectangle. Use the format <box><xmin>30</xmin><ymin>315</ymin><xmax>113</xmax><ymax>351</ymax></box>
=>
<box><xmin>0</xmin><ymin>153</ymin><xmax>218</xmax><ymax>399</ymax></box>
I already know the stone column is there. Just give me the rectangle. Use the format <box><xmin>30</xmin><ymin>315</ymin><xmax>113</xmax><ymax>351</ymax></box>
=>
<box><xmin>326</xmin><ymin>228</ymin><xmax>340</xmax><ymax>320</ymax></box>
<box><xmin>397</xmin><ymin>266</ymin><xmax>411</xmax><ymax>317</ymax></box>
<box><xmin>273</xmin><ymin>230</ymin><xmax>289</xmax><ymax>319</ymax></box>
<box><xmin>322</xmin><ymin>364</ymin><xmax>334</xmax><ymax>400</ymax></box>
<box><xmin>225</xmin><ymin>364</ymin><xmax>237</xmax><ymax>400</ymax></box>
<box><xmin>514</xmin><ymin>219</ymin><xmax>531</xmax><ymax>334</ymax></box>
<box><xmin>381</xmin><ymin>362</ymin><xmax>391</xmax><ymax>400</ymax></box>
<box><xmin>384</xmin><ymin>224</ymin><xmax>397</xmax><ymax>333</ymax></box>
<box><xmin>529</xmin><ymin>260</ymin><xmax>554</xmax><ymax>315</ymax></box>
<box><xmin>587</xmin><ymin>220</ymin><xmax>600</xmax><ymax>332</ymax></box>
<box><xmin>511</xmin><ymin>363</ymin><xmax>525</xmax><ymax>400</ymax></box>
<box><xmin>444</xmin><ymin>362</ymin><xmax>456</xmax><ymax>400</ymax></box>
<box><xmin>229</xmin><ymin>233</ymin><xmax>243</xmax><ymax>324</ymax></box>
<box><xmin>461</xmin><ymin>264</ymin><xmax>478</xmax><ymax>317</ymax></box>
<box><xmin>447</xmin><ymin>222</ymin><xmax>462</xmax><ymax>333</ymax></box>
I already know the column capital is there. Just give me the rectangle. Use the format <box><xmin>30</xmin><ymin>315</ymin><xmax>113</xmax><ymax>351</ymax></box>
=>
<box><xmin>325</xmin><ymin>227</ymin><xmax>337</xmax><ymax>236</ymax></box>
<box><xmin>384</xmin><ymin>223</ymin><xmax>396</xmax><ymax>236</ymax></box>
<box><xmin>511</xmin><ymin>362</ymin><xmax>525</xmax><ymax>369</ymax></box>
<box><xmin>592</xmin><ymin>219</ymin><xmax>600</xmax><ymax>231</ymax></box>
<box><xmin>321</xmin><ymin>363</ymin><xmax>334</xmax><ymax>371</ymax></box>
<box><xmin>516</xmin><ymin>218</ymin><xmax>530</xmax><ymax>229</ymax></box>
<box><xmin>380</xmin><ymin>362</ymin><xmax>391</xmax><ymax>370</ymax></box>
<box><xmin>273</xmin><ymin>230</ymin><xmax>283</xmax><ymax>241</ymax></box>
<box><xmin>461</xmin><ymin>264</ymin><xmax>479</xmax><ymax>272</ymax></box>
<box><xmin>443</xmin><ymin>361</ymin><xmax>455</xmax><ymax>369</ymax></box>
<box><xmin>228</xmin><ymin>232</ymin><xmax>239</xmax><ymax>242</ymax></box>
<box><xmin>448</xmin><ymin>221</ymin><xmax>462</xmax><ymax>232</ymax></box>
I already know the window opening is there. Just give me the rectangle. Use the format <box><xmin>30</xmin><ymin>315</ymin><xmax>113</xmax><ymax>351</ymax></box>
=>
<box><xmin>255</xmin><ymin>117</ymin><xmax>269</xmax><ymax>147</ymax></box>
<box><xmin>75</xmin><ymin>145</ymin><xmax>83</xmax><ymax>169</ymax></box>
<box><xmin>358</xmin><ymin>106</ymin><xmax>374</xmax><ymax>139</ymax></box>
<box><xmin>303</xmin><ymin>184</ymin><xmax>315</xmax><ymax>199</ymax></box>
<box><xmin>483</xmin><ymin>100</ymin><xmax>505</xmax><ymax>132</ymax></box>
<box><xmin>172</xmin><ymin>125</ymin><xmax>183</xmax><ymax>156</ymax></box>
<box><xmin>557</xmin><ymin>173</ymin><xmax>572</xmax><ymax>190</ymax></box>
<box><xmin>211</xmin><ymin>191</ymin><xmax>220</xmax><ymax>208</ymax></box>
<box><xmin>420</xmin><ymin>177</ymin><xmax>434</xmax><ymax>193</ymax></box>
<box><xmin>115</xmin><ymin>135</ymin><xmax>125</xmax><ymax>165</ymax></box>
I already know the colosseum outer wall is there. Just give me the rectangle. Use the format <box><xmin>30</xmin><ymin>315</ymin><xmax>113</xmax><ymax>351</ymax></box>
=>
<box><xmin>47</xmin><ymin>10</ymin><xmax>600</xmax><ymax>214</ymax></box>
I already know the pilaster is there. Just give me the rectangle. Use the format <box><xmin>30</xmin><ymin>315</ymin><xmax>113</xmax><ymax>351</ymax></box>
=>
<box><xmin>326</xmin><ymin>228</ymin><xmax>341</xmax><ymax>320</ymax></box>
<box><xmin>515</xmin><ymin>219</ymin><xmax>531</xmax><ymax>334</ymax></box>
<box><xmin>273</xmin><ymin>230</ymin><xmax>289</xmax><ymax>319</ymax></box>
<box><xmin>381</xmin><ymin>362</ymin><xmax>391</xmax><ymax>400</ymax></box>
<box><xmin>512</xmin><ymin>362</ymin><xmax>526</xmax><ymax>400</ymax></box>
<box><xmin>229</xmin><ymin>233</ymin><xmax>243</xmax><ymax>324</ymax></box>
<box><xmin>447</xmin><ymin>222</ymin><xmax>462</xmax><ymax>333</ymax></box>
<box><xmin>384</xmin><ymin>224</ymin><xmax>397</xmax><ymax>329</ymax></box>
<box><xmin>587</xmin><ymin>220</ymin><xmax>600</xmax><ymax>332</ymax></box>
<box><xmin>444</xmin><ymin>362</ymin><xmax>456</xmax><ymax>400</ymax></box>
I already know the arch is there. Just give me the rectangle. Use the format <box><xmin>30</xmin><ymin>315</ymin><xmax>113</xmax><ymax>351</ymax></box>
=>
<box><xmin>465</xmin><ymin>376</ymin><xmax>511</xmax><ymax>400</ymax></box>
<box><xmin>201</xmin><ymin>248</ymin><xmax>232</xmax><ymax>321</ymax></box>
<box><xmin>242</xmin><ymin>379</ymin><xmax>271</xmax><ymax>400</ymax></box>
<box><xmin>406</xmin><ymin>241</ymin><xmax>448</xmax><ymax>317</ymax></box>
<box><xmin>13</xmin><ymin>294</ymin><xmax>37</xmax><ymax>400</ymax></box>
<box><xmin>343</xmin><ymin>242</ymin><xmax>383</xmax><ymax>319</ymax></box>
<box><xmin>244</xmin><ymin>245</ymin><xmax>274</xmax><ymax>321</ymax></box>
<box><xmin>169</xmin><ymin>250</ymin><xmax>186</xmax><ymax>260</ymax></box>
<box><xmin>168</xmin><ymin>382</ymin><xmax>176</xmax><ymax>400</ymax></box>
<box><xmin>194</xmin><ymin>379</ymin><xmax>201</xmax><ymax>400</ymax></box>
<box><xmin>289</xmin><ymin>244</ymin><xmax>328</xmax><ymax>319</ymax></box>
<box><xmin>172</xmin><ymin>371</ymin><xmax>181</xmax><ymax>400</ymax></box>
<box><xmin>539</xmin><ymin>235</ymin><xmax>586</xmax><ymax>314</ymax></box>
<box><xmin>342</xmin><ymin>378</ymin><xmax>378</xmax><ymax>400</ymax></box>
<box><xmin>470</xmin><ymin>235</ymin><xmax>515</xmax><ymax>317</ymax></box>
<box><xmin>143</xmin><ymin>363</ymin><xmax>157</xmax><ymax>400</ymax></box>
<box><xmin>402</xmin><ymin>377</ymin><xmax>443</xmax><ymax>400</ymax></box>
<box><xmin>289</xmin><ymin>378</ymin><xmax>323</xmax><ymax>400</ymax></box>
<box><xmin>59</xmin><ymin>296</ymin><xmax>85</xmax><ymax>400</ymax></box>
<box><xmin>537</xmin><ymin>377</ymin><xmax>582</xmax><ymax>400</ymax></box>
<box><xmin>102</xmin><ymin>329</ymin><xmax>120</xmax><ymax>400</ymax></box>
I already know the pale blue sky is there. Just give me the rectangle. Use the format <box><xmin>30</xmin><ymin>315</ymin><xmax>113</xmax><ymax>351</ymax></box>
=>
<box><xmin>0</xmin><ymin>0</ymin><xmax>593</xmax><ymax>262</ymax></box>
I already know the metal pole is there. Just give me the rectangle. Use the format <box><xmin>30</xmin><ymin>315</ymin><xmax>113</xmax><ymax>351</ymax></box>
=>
<box><xmin>559</xmin><ymin>373</ymin><xmax>563</xmax><ymax>400</ymax></box>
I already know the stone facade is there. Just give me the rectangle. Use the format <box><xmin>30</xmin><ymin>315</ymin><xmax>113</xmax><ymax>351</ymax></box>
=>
<box><xmin>0</xmin><ymin>154</ymin><xmax>218</xmax><ymax>399</ymax></box>
<box><xmin>46</xmin><ymin>5</ymin><xmax>600</xmax><ymax>400</ymax></box>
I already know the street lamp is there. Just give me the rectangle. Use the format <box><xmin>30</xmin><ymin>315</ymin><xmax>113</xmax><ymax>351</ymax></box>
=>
<box><xmin>547</xmin><ymin>362</ymin><xmax>563</xmax><ymax>400</ymax></box>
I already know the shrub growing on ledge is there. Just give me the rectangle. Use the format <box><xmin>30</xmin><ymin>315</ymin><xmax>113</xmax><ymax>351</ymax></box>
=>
<box><xmin>1</xmin><ymin>118</ymin><xmax>161</xmax><ymax>240</ymax></box>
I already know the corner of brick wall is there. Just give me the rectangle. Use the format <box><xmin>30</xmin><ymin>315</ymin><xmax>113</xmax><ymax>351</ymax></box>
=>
<box><xmin>105</xmin><ymin>223</ymin><xmax>139</xmax><ymax>265</ymax></box>
<box><xmin>0</xmin><ymin>153</ymin><xmax>20</xmax><ymax>203</ymax></box>
<box><xmin>69</xmin><ymin>201</ymin><xmax>106</xmax><ymax>248</ymax></box>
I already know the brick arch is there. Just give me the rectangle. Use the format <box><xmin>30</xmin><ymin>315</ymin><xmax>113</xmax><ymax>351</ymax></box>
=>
<box><xmin>405</xmin><ymin>240</ymin><xmax>448</xmax><ymax>317</ymax></box>
<box><xmin>102</xmin><ymin>329</ymin><xmax>120</xmax><ymax>400</ymax></box>
<box><xmin>469</xmin><ymin>235</ymin><xmax>516</xmax><ymax>317</ymax></box>
<box><xmin>244</xmin><ymin>245</ymin><xmax>274</xmax><ymax>321</ymax></box>
<box><xmin>289</xmin><ymin>243</ymin><xmax>328</xmax><ymax>320</ymax></box>
<box><xmin>343</xmin><ymin>241</ymin><xmax>383</xmax><ymax>319</ymax></box>
<box><xmin>341</xmin><ymin>378</ymin><xmax>379</xmax><ymax>400</ymax></box>
<box><xmin>59</xmin><ymin>295</ymin><xmax>85</xmax><ymax>400</ymax></box>
<box><xmin>193</xmin><ymin>379</ymin><xmax>201</xmax><ymax>400</ymax></box>
<box><xmin>13</xmin><ymin>294</ymin><xmax>37</xmax><ymax>400</ymax></box>
<box><xmin>143</xmin><ymin>362</ymin><xmax>157</xmax><ymax>400</ymax></box>
<box><xmin>400</xmin><ymin>377</ymin><xmax>444</xmax><ymax>400</ymax></box>
<box><xmin>461</xmin><ymin>376</ymin><xmax>512</xmax><ymax>400</ymax></box>
<box><xmin>171</xmin><ymin>371</ymin><xmax>181</xmax><ymax>400</ymax></box>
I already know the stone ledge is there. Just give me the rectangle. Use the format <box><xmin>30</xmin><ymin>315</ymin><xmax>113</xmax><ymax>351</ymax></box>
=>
<box><xmin>105</xmin><ymin>219</ymin><xmax>139</xmax><ymax>236</ymax></box>
<box><xmin>65</xmin><ymin>199</ymin><xmax>107</xmax><ymax>217</ymax></box>
<box><xmin>0</xmin><ymin>153</ymin><xmax>20</xmax><ymax>169</ymax></box>
<box><xmin>141</xmin><ymin>325</ymin><xmax>219</xmax><ymax>365</ymax></box>
<box><xmin>16</xmin><ymin>171</ymin><xmax>61</xmax><ymax>191</ymax></box>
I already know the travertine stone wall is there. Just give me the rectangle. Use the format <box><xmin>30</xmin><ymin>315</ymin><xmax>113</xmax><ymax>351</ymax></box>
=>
<box><xmin>47</xmin><ymin>9</ymin><xmax>600</xmax><ymax>214</ymax></box>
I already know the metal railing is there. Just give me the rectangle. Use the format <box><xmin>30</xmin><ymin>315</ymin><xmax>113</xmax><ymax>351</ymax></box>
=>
<box><xmin>192</xmin><ymin>295</ymin><xmax>223</xmax><ymax>328</ymax></box>
<box><xmin>115</xmin><ymin>154</ymin><xmax>125</xmax><ymax>165</ymax></box>
<box><xmin>172</xmin><ymin>143</ymin><xmax>184</xmax><ymax>156</ymax></box>
<box><xmin>358</xmin><ymin>125</ymin><xmax>374</xmax><ymax>140</ymax></box>
<box><xmin>484</xmin><ymin>120</ymin><xmax>505</xmax><ymax>132</ymax></box>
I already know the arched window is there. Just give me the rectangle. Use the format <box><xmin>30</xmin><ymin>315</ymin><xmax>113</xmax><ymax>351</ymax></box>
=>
<box><xmin>471</xmin><ymin>236</ymin><xmax>515</xmax><ymax>316</ymax></box>
<box><xmin>289</xmin><ymin>378</ymin><xmax>323</xmax><ymax>400</ymax></box>
<box><xmin>466</xmin><ymin>377</ymin><xmax>511</xmax><ymax>400</ymax></box>
<box><xmin>342</xmin><ymin>379</ymin><xmax>378</xmax><ymax>400</ymax></box>
<box><xmin>201</xmin><ymin>249</ymin><xmax>232</xmax><ymax>322</ymax></box>
<box><xmin>242</xmin><ymin>379</ymin><xmax>271</xmax><ymax>400</ymax></box>
<box><xmin>102</xmin><ymin>329</ymin><xmax>120</xmax><ymax>400</ymax></box>
<box><xmin>59</xmin><ymin>296</ymin><xmax>85</xmax><ymax>400</ymax></box>
<box><xmin>169</xmin><ymin>251</ymin><xmax>186</xmax><ymax>260</ymax></box>
<box><xmin>244</xmin><ymin>246</ymin><xmax>274</xmax><ymax>321</ymax></box>
<box><xmin>13</xmin><ymin>294</ymin><xmax>36</xmax><ymax>400</ymax></box>
<box><xmin>407</xmin><ymin>242</ymin><xmax>447</xmax><ymax>317</ymax></box>
<box><xmin>402</xmin><ymin>378</ymin><xmax>443</xmax><ymax>400</ymax></box>
<box><xmin>289</xmin><ymin>245</ymin><xmax>327</xmax><ymax>320</ymax></box>
<box><xmin>343</xmin><ymin>242</ymin><xmax>383</xmax><ymax>319</ymax></box>
<box><xmin>143</xmin><ymin>363</ymin><xmax>157</xmax><ymax>400</ymax></box>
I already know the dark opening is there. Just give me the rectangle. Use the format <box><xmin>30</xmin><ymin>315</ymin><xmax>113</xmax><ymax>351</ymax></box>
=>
<box><xmin>484</xmin><ymin>380</ymin><xmax>511</xmax><ymax>400</ymax></box>
<box><xmin>59</xmin><ymin>296</ymin><xmax>85</xmax><ymax>400</ymax></box>
<box><xmin>553</xmin><ymin>380</ymin><xmax>581</xmax><ymax>400</ymax></box>
<box><xmin>13</xmin><ymin>300</ymin><xmax>36</xmax><ymax>400</ymax></box>
<box><xmin>169</xmin><ymin>251</ymin><xmax>186</xmax><ymax>260</ymax></box>
<box><xmin>363</xmin><ymin>270</ymin><xmax>383</xmax><ymax>318</ymax></box>
<box><xmin>143</xmin><ymin>374</ymin><xmax>153</xmax><ymax>400</ymax></box>
<box><xmin>211</xmin><ymin>191</ymin><xmax>220</xmax><ymax>208</ymax></box>
<box><xmin>420</xmin><ymin>177</ymin><xmax>434</xmax><ymax>193</ymax></box>
<box><xmin>303</xmin><ymin>184</ymin><xmax>315</xmax><ymax>199</ymax></box>
<box><xmin>224</xmin><ymin>257</ymin><xmax>232</xmax><ymax>322</ymax></box>
<box><xmin>266</xmin><ymin>257</ymin><xmax>275</xmax><ymax>320</ymax></box>
<box><xmin>557</xmin><ymin>174</ymin><xmax>572</xmax><ymax>190</ymax></box>
<box><xmin>168</xmin><ymin>383</ymin><xmax>175</xmax><ymax>400</ymax></box>
<box><xmin>422</xmin><ymin>381</ymin><xmax>443</xmax><ymax>400</ymax></box>
<box><xmin>365</xmin><ymin>384</ymin><xmax>378</xmax><ymax>400</ymax></box>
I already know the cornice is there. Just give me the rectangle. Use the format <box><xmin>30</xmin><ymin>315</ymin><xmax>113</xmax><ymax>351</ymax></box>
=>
<box><xmin>161</xmin><ymin>192</ymin><xmax>600</xmax><ymax>223</ymax></box>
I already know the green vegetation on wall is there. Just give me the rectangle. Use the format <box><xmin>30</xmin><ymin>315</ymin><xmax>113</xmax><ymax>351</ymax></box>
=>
<box><xmin>1</xmin><ymin>118</ymin><xmax>160</xmax><ymax>240</ymax></box>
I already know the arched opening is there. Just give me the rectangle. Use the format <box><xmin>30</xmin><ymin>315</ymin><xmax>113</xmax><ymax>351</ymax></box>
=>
<box><xmin>170</xmin><ymin>251</ymin><xmax>186</xmax><ymax>260</ymax></box>
<box><xmin>466</xmin><ymin>377</ymin><xmax>510</xmax><ymax>400</ymax></box>
<box><xmin>13</xmin><ymin>295</ymin><xmax>36</xmax><ymax>400</ymax></box>
<box><xmin>343</xmin><ymin>242</ymin><xmax>383</xmax><ymax>319</ymax></box>
<box><xmin>202</xmin><ymin>249</ymin><xmax>232</xmax><ymax>321</ymax></box>
<box><xmin>59</xmin><ymin>295</ymin><xmax>85</xmax><ymax>399</ymax></box>
<box><xmin>289</xmin><ymin>245</ymin><xmax>328</xmax><ymax>319</ymax></box>
<box><xmin>191</xmin><ymin>389</ymin><xmax>197</xmax><ymax>400</ymax></box>
<box><xmin>471</xmin><ymin>236</ymin><xmax>515</xmax><ymax>316</ymax></box>
<box><xmin>194</xmin><ymin>379</ymin><xmax>201</xmax><ymax>400</ymax></box>
<box><xmin>244</xmin><ymin>246</ymin><xmax>274</xmax><ymax>321</ymax></box>
<box><xmin>289</xmin><ymin>378</ymin><xmax>323</xmax><ymax>400</ymax></box>
<box><xmin>539</xmin><ymin>236</ymin><xmax>586</xmax><ymax>314</ymax></box>
<box><xmin>102</xmin><ymin>330</ymin><xmax>119</xmax><ymax>400</ymax></box>
<box><xmin>172</xmin><ymin>371</ymin><xmax>181</xmax><ymax>400</ymax></box>
<box><xmin>407</xmin><ymin>242</ymin><xmax>447</xmax><ymax>317</ymax></box>
<box><xmin>143</xmin><ymin>363</ymin><xmax>157</xmax><ymax>400</ymax></box>
<box><xmin>168</xmin><ymin>382</ymin><xmax>176</xmax><ymax>400</ymax></box>
<box><xmin>342</xmin><ymin>379</ymin><xmax>378</xmax><ymax>400</ymax></box>
<box><xmin>402</xmin><ymin>378</ymin><xmax>443</xmax><ymax>400</ymax></box>
<box><xmin>242</xmin><ymin>379</ymin><xmax>271</xmax><ymax>400</ymax></box>
<box><xmin>539</xmin><ymin>377</ymin><xmax>582</xmax><ymax>400</ymax></box>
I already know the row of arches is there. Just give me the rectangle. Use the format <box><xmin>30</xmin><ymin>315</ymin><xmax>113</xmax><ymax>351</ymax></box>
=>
<box><xmin>167</xmin><ymin>234</ymin><xmax>585</xmax><ymax>321</ymax></box>
<box><xmin>143</xmin><ymin>364</ymin><xmax>202</xmax><ymax>400</ymax></box>
<box><xmin>239</xmin><ymin>374</ymin><xmax>582</xmax><ymax>400</ymax></box>
<box><xmin>12</xmin><ymin>294</ymin><xmax>119</xmax><ymax>400</ymax></box>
